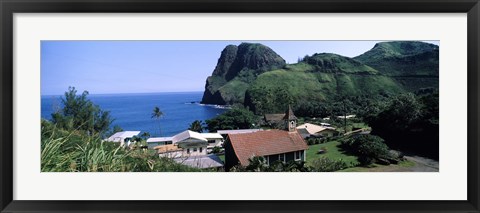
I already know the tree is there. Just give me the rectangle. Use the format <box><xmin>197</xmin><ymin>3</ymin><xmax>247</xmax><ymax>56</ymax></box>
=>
<box><xmin>51</xmin><ymin>86</ymin><xmax>112</xmax><ymax>135</ymax></box>
<box><xmin>340</xmin><ymin>134</ymin><xmax>390</xmax><ymax>166</ymax></box>
<box><xmin>365</xmin><ymin>92</ymin><xmax>439</xmax><ymax>160</ymax></box>
<box><xmin>205</xmin><ymin>106</ymin><xmax>259</xmax><ymax>132</ymax></box>
<box><xmin>151</xmin><ymin>106</ymin><xmax>164</xmax><ymax>136</ymax></box>
<box><xmin>140</xmin><ymin>132</ymin><xmax>150</xmax><ymax>140</ymax></box>
<box><xmin>188</xmin><ymin>120</ymin><xmax>204</xmax><ymax>133</ymax></box>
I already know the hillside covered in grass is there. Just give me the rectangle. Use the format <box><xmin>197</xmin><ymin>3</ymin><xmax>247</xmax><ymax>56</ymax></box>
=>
<box><xmin>201</xmin><ymin>41</ymin><xmax>439</xmax><ymax>114</ymax></box>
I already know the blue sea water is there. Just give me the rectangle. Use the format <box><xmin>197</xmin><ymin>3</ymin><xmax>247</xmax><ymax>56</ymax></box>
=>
<box><xmin>41</xmin><ymin>92</ymin><xmax>227</xmax><ymax>137</ymax></box>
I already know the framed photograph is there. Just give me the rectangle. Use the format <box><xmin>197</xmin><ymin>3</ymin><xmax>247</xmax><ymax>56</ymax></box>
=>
<box><xmin>1</xmin><ymin>0</ymin><xmax>479</xmax><ymax>212</ymax></box>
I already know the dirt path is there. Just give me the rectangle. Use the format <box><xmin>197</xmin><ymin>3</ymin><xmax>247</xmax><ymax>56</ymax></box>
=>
<box><xmin>340</xmin><ymin>155</ymin><xmax>439</xmax><ymax>172</ymax></box>
<box><xmin>403</xmin><ymin>155</ymin><xmax>439</xmax><ymax>172</ymax></box>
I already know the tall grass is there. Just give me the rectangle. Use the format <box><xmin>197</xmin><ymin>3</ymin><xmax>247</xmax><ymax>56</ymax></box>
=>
<box><xmin>41</xmin><ymin>120</ymin><xmax>201</xmax><ymax>172</ymax></box>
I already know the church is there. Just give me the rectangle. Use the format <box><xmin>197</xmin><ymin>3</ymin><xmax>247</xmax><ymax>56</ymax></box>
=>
<box><xmin>223</xmin><ymin>106</ymin><xmax>309</xmax><ymax>171</ymax></box>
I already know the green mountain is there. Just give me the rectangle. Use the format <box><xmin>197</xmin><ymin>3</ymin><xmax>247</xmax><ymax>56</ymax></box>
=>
<box><xmin>201</xmin><ymin>41</ymin><xmax>439</xmax><ymax>114</ymax></box>
<box><xmin>201</xmin><ymin>43</ymin><xmax>286</xmax><ymax>105</ymax></box>
<box><xmin>354</xmin><ymin>41</ymin><xmax>439</xmax><ymax>91</ymax></box>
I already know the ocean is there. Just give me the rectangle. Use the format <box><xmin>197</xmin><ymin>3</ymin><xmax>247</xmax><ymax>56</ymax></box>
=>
<box><xmin>41</xmin><ymin>92</ymin><xmax>227</xmax><ymax>137</ymax></box>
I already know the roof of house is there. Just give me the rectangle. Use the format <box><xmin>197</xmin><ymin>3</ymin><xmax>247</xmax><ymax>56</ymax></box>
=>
<box><xmin>227</xmin><ymin>129</ymin><xmax>308</xmax><ymax>166</ymax></box>
<box><xmin>217</xmin><ymin>129</ymin><xmax>263</xmax><ymax>135</ymax></box>
<box><xmin>296</xmin><ymin>123</ymin><xmax>336</xmax><ymax>135</ymax></box>
<box><xmin>172</xmin><ymin>130</ymin><xmax>208</xmax><ymax>144</ymax></box>
<box><xmin>154</xmin><ymin>144</ymin><xmax>182</xmax><ymax>153</ymax></box>
<box><xmin>264</xmin><ymin>113</ymin><xmax>286</xmax><ymax>122</ymax></box>
<box><xmin>105</xmin><ymin>131</ymin><xmax>141</xmax><ymax>142</ymax></box>
<box><xmin>199</xmin><ymin>133</ymin><xmax>224</xmax><ymax>139</ymax></box>
<box><xmin>174</xmin><ymin>154</ymin><xmax>224</xmax><ymax>169</ymax></box>
<box><xmin>147</xmin><ymin>137</ymin><xmax>174</xmax><ymax>143</ymax></box>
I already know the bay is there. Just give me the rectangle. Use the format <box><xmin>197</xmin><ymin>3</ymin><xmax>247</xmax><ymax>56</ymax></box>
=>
<box><xmin>41</xmin><ymin>91</ymin><xmax>227</xmax><ymax>137</ymax></box>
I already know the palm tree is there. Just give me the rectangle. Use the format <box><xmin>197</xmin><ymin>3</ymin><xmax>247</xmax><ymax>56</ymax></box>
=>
<box><xmin>188</xmin><ymin>120</ymin><xmax>203</xmax><ymax>133</ymax></box>
<box><xmin>151</xmin><ymin>106</ymin><xmax>164</xmax><ymax>136</ymax></box>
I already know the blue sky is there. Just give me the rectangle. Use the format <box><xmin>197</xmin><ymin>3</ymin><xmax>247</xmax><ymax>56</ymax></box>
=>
<box><xmin>41</xmin><ymin>40</ymin><xmax>439</xmax><ymax>95</ymax></box>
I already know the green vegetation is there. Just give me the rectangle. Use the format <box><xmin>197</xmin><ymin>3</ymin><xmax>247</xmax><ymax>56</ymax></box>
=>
<box><xmin>305</xmin><ymin>141</ymin><xmax>359</xmax><ymax>167</ymax></box>
<box><xmin>365</xmin><ymin>91</ymin><xmax>439</xmax><ymax>159</ymax></box>
<box><xmin>188</xmin><ymin>120</ymin><xmax>204</xmax><ymax>133</ymax></box>
<box><xmin>41</xmin><ymin>119</ymin><xmax>201</xmax><ymax>172</ymax></box>
<box><xmin>51</xmin><ymin>87</ymin><xmax>112</xmax><ymax>136</ymax></box>
<box><xmin>354</xmin><ymin>41</ymin><xmax>439</xmax><ymax>78</ymax></box>
<box><xmin>230</xmin><ymin>156</ymin><xmax>309</xmax><ymax>172</ymax></box>
<box><xmin>302</xmin><ymin>53</ymin><xmax>378</xmax><ymax>74</ymax></box>
<box><xmin>151</xmin><ymin>106</ymin><xmax>164</xmax><ymax>136</ymax></box>
<box><xmin>308</xmin><ymin>157</ymin><xmax>349</xmax><ymax>172</ymax></box>
<box><xmin>202</xmin><ymin>41</ymin><xmax>438</xmax><ymax>112</ymax></box>
<box><xmin>340</xmin><ymin>134</ymin><xmax>391</xmax><ymax>166</ymax></box>
<box><xmin>205</xmin><ymin>106</ymin><xmax>259</xmax><ymax>132</ymax></box>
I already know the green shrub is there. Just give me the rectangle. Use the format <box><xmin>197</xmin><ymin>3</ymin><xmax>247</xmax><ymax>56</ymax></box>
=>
<box><xmin>308</xmin><ymin>157</ymin><xmax>349</xmax><ymax>172</ymax></box>
<box><xmin>340</xmin><ymin>134</ymin><xmax>390</xmax><ymax>166</ymax></box>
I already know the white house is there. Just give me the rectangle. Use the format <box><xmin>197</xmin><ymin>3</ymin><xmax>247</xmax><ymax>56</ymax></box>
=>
<box><xmin>104</xmin><ymin>131</ymin><xmax>141</xmax><ymax>147</ymax></box>
<box><xmin>147</xmin><ymin>130</ymin><xmax>224</xmax><ymax>150</ymax></box>
<box><xmin>296</xmin><ymin>123</ymin><xmax>338</xmax><ymax>139</ymax></box>
<box><xmin>199</xmin><ymin>133</ymin><xmax>224</xmax><ymax>149</ymax></box>
<box><xmin>151</xmin><ymin>130</ymin><xmax>209</xmax><ymax>157</ymax></box>
<box><xmin>337</xmin><ymin>115</ymin><xmax>356</xmax><ymax>119</ymax></box>
<box><xmin>146</xmin><ymin>137</ymin><xmax>174</xmax><ymax>149</ymax></box>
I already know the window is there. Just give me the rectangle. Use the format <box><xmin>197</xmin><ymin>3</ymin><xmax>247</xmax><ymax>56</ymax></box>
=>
<box><xmin>279</xmin><ymin>153</ymin><xmax>285</xmax><ymax>162</ymax></box>
<box><xmin>294</xmin><ymin>151</ymin><xmax>301</xmax><ymax>161</ymax></box>
<box><xmin>208</xmin><ymin>140</ymin><xmax>216</xmax><ymax>144</ymax></box>
<box><xmin>199</xmin><ymin>147</ymin><xmax>203</xmax><ymax>153</ymax></box>
<box><xmin>264</xmin><ymin>156</ymin><xmax>269</xmax><ymax>165</ymax></box>
<box><xmin>193</xmin><ymin>148</ymin><xmax>198</xmax><ymax>152</ymax></box>
<box><xmin>187</xmin><ymin>149</ymin><xmax>190</xmax><ymax>154</ymax></box>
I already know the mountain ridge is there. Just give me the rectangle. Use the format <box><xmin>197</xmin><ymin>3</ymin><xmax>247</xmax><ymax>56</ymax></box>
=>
<box><xmin>201</xmin><ymin>41</ymin><xmax>439</xmax><ymax>113</ymax></box>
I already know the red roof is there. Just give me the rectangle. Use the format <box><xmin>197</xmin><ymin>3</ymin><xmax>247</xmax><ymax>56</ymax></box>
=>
<box><xmin>228</xmin><ymin>130</ymin><xmax>308</xmax><ymax>166</ymax></box>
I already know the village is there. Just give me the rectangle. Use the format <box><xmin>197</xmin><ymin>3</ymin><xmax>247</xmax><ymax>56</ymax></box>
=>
<box><xmin>104</xmin><ymin>106</ymin><xmax>372</xmax><ymax>171</ymax></box>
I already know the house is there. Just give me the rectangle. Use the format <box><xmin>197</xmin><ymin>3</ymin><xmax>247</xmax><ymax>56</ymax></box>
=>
<box><xmin>337</xmin><ymin>114</ymin><xmax>356</xmax><ymax>119</ymax></box>
<box><xmin>147</xmin><ymin>130</ymin><xmax>224</xmax><ymax>150</ymax></box>
<box><xmin>154</xmin><ymin>144</ymin><xmax>183</xmax><ymax>158</ymax></box>
<box><xmin>104</xmin><ymin>131</ymin><xmax>141</xmax><ymax>147</ymax></box>
<box><xmin>224</xmin><ymin>106</ymin><xmax>308</xmax><ymax>171</ymax></box>
<box><xmin>152</xmin><ymin>131</ymin><xmax>225</xmax><ymax>169</ymax></box>
<box><xmin>224</xmin><ymin>130</ymin><xmax>308</xmax><ymax>171</ymax></box>
<box><xmin>296</xmin><ymin>123</ymin><xmax>339</xmax><ymax>139</ymax></box>
<box><xmin>146</xmin><ymin>137</ymin><xmax>173</xmax><ymax>149</ymax></box>
<box><xmin>199</xmin><ymin>133</ymin><xmax>224</xmax><ymax>149</ymax></box>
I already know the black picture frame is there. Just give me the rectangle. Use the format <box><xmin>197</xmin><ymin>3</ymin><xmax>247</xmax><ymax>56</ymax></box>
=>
<box><xmin>1</xmin><ymin>0</ymin><xmax>479</xmax><ymax>212</ymax></box>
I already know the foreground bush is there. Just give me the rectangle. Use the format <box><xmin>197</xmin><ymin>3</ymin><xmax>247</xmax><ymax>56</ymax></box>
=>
<box><xmin>41</xmin><ymin>121</ymin><xmax>201</xmax><ymax>172</ymax></box>
<box><xmin>309</xmin><ymin>157</ymin><xmax>349</xmax><ymax>172</ymax></box>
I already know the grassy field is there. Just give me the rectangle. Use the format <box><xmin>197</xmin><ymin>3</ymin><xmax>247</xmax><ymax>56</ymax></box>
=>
<box><xmin>305</xmin><ymin>141</ymin><xmax>359</xmax><ymax>167</ymax></box>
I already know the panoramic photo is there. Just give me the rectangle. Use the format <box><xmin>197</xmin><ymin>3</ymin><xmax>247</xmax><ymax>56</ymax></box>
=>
<box><xmin>41</xmin><ymin>40</ymin><xmax>439</xmax><ymax>172</ymax></box>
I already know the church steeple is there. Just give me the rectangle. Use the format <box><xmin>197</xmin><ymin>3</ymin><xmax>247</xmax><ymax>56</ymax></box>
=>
<box><xmin>283</xmin><ymin>105</ymin><xmax>297</xmax><ymax>132</ymax></box>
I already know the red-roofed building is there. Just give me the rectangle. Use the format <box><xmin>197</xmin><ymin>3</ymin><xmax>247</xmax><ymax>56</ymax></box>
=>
<box><xmin>224</xmin><ymin>106</ymin><xmax>309</xmax><ymax>171</ymax></box>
